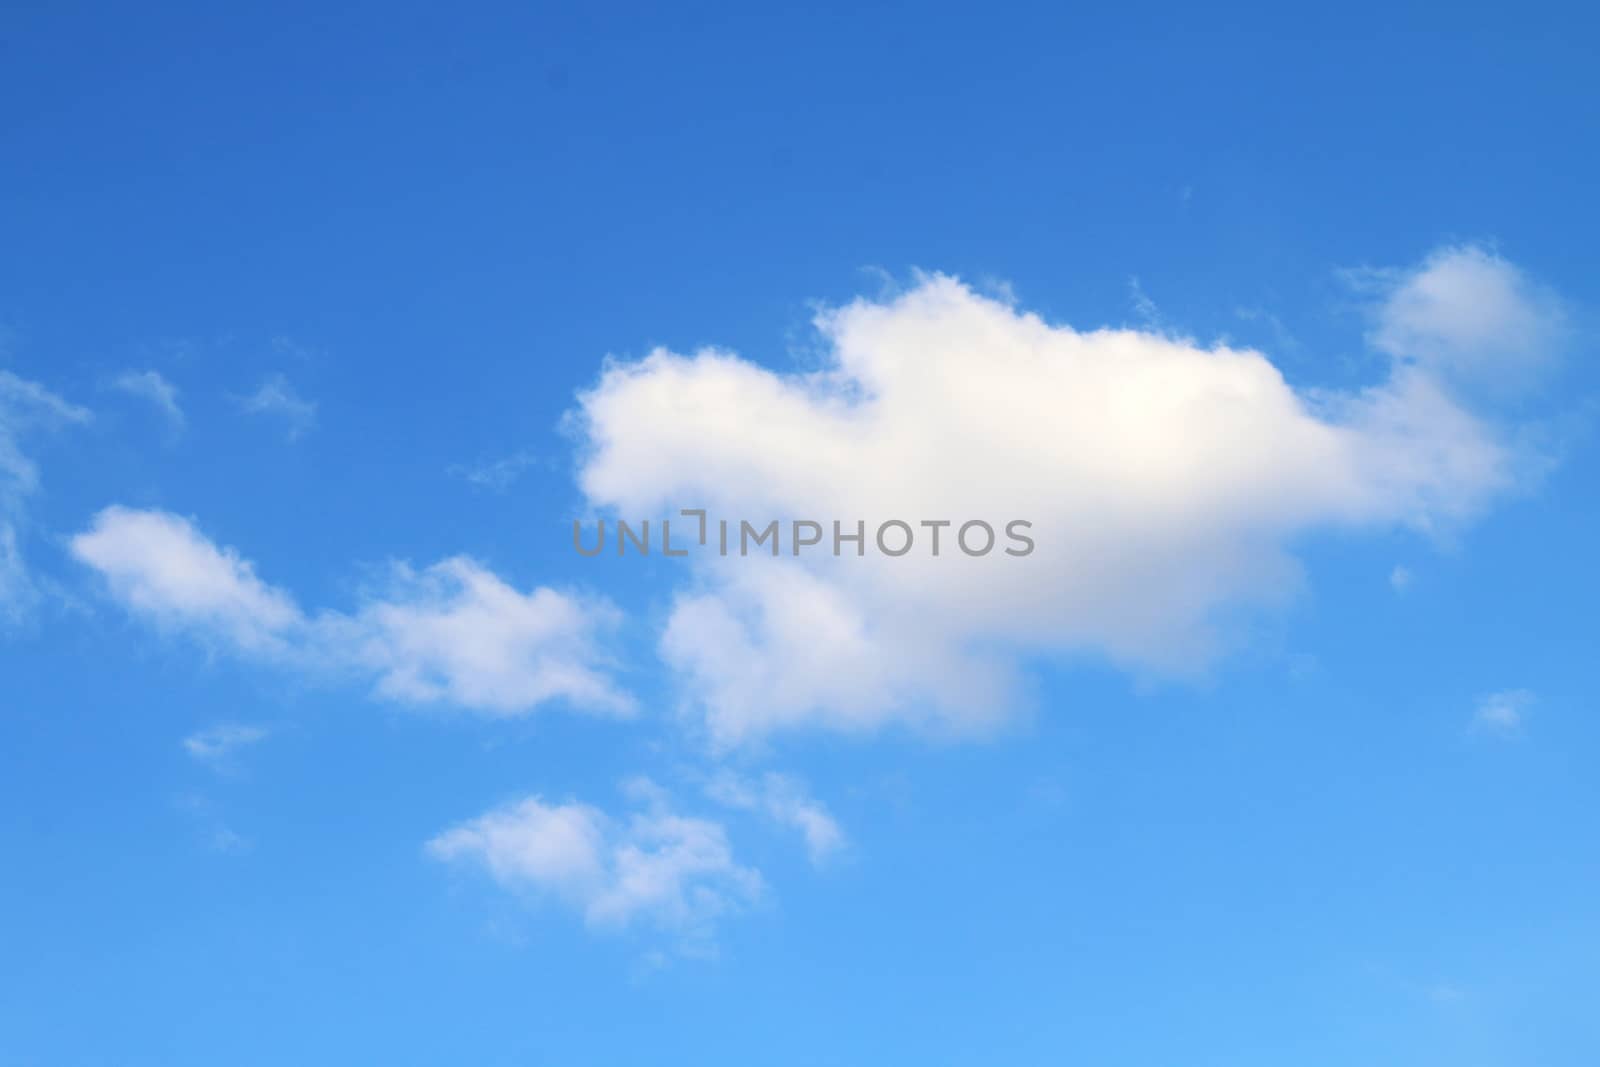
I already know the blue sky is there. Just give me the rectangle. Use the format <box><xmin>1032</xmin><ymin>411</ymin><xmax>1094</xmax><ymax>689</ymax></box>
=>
<box><xmin>3</xmin><ymin>3</ymin><xmax>1598</xmax><ymax>1064</ymax></box>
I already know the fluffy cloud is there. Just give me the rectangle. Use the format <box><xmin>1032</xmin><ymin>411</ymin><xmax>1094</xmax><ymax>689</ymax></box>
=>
<box><xmin>0</xmin><ymin>371</ymin><xmax>91</xmax><ymax>624</ymax></box>
<box><xmin>71</xmin><ymin>506</ymin><xmax>631</xmax><ymax>717</ymax></box>
<box><xmin>330</xmin><ymin>557</ymin><xmax>633</xmax><ymax>714</ymax></box>
<box><xmin>427</xmin><ymin>783</ymin><xmax>762</xmax><ymax>944</ymax></box>
<box><xmin>573</xmin><ymin>252</ymin><xmax>1560</xmax><ymax>745</ymax></box>
<box><xmin>1363</xmin><ymin>244</ymin><xmax>1567</xmax><ymax>391</ymax></box>
<box><xmin>705</xmin><ymin>771</ymin><xmax>844</xmax><ymax>864</ymax></box>
<box><xmin>72</xmin><ymin>507</ymin><xmax>300</xmax><ymax>653</ymax></box>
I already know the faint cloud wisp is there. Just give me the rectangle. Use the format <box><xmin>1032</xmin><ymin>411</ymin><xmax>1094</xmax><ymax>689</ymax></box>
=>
<box><xmin>238</xmin><ymin>373</ymin><xmax>317</xmax><ymax>441</ymax></box>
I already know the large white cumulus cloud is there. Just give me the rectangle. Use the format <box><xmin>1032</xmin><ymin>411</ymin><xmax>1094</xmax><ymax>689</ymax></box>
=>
<box><xmin>575</xmin><ymin>250</ymin><xmax>1554</xmax><ymax>746</ymax></box>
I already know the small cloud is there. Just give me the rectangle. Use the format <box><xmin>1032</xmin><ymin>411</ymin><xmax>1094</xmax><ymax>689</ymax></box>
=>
<box><xmin>705</xmin><ymin>771</ymin><xmax>845</xmax><ymax>865</ymax></box>
<box><xmin>1234</xmin><ymin>305</ymin><xmax>1302</xmax><ymax>357</ymax></box>
<box><xmin>269</xmin><ymin>336</ymin><xmax>320</xmax><ymax>362</ymax></box>
<box><xmin>70</xmin><ymin>506</ymin><xmax>633</xmax><ymax>718</ymax></box>
<box><xmin>183</xmin><ymin>722</ymin><xmax>270</xmax><ymax>768</ymax></box>
<box><xmin>110</xmin><ymin>369</ymin><xmax>184</xmax><ymax>429</ymax></box>
<box><xmin>428</xmin><ymin>782</ymin><xmax>763</xmax><ymax>952</ymax></box>
<box><xmin>1127</xmin><ymin>276</ymin><xmax>1163</xmax><ymax>329</ymax></box>
<box><xmin>1353</xmin><ymin>243</ymin><xmax>1568</xmax><ymax>393</ymax></box>
<box><xmin>0</xmin><ymin>371</ymin><xmax>92</xmax><ymax>434</ymax></box>
<box><xmin>174</xmin><ymin>792</ymin><xmax>251</xmax><ymax>853</ymax></box>
<box><xmin>71</xmin><ymin>506</ymin><xmax>301</xmax><ymax>655</ymax></box>
<box><xmin>1472</xmin><ymin>689</ymin><xmax>1534</xmax><ymax>735</ymax></box>
<box><xmin>238</xmin><ymin>374</ymin><xmax>316</xmax><ymax>440</ymax></box>
<box><xmin>450</xmin><ymin>450</ymin><xmax>539</xmax><ymax>492</ymax></box>
<box><xmin>1389</xmin><ymin>565</ymin><xmax>1414</xmax><ymax>592</ymax></box>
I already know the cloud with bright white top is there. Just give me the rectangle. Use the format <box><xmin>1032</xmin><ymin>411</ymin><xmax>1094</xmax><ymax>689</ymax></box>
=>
<box><xmin>573</xmin><ymin>246</ymin><xmax>1564</xmax><ymax>746</ymax></box>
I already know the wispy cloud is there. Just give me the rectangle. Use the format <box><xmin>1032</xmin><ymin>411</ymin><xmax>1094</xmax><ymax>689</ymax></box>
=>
<box><xmin>238</xmin><ymin>373</ymin><xmax>316</xmax><ymax>441</ymax></box>
<box><xmin>183</xmin><ymin>722</ymin><xmax>270</xmax><ymax>768</ymax></box>
<box><xmin>1472</xmin><ymin>689</ymin><xmax>1534</xmax><ymax>735</ymax></box>
<box><xmin>1127</xmin><ymin>276</ymin><xmax>1163</xmax><ymax>329</ymax></box>
<box><xmin>1234</xmin><ymin>305</ymin><xmax>1302</xmax><ymax>357</ymax></box>
<box><xmin>1389</xmin><ymin>565</ymin><xmax>1414</xmax><ymax>592</ymax></box>
<box><xmin>175</xmin><ymin>792</ymin><xmax>251</xmax><ymax>854</ymax></box>
<box><xmin>111</xmin><ymin>369</ymin><xmax>184</xmax><ymax>429</ymax></box>
<box><xmin>705</xmin><ymin>771</ymin><xmax>844</xmax><ymax>865</ymax></box>
<box><xmin>0</xmin><ymin>371</ymin><xmax>91</xmax><ymax>625</ymax></box>
<box><xmin>269</xmin><ymin>336</ymin><xmax>320</xmax><ymax>363</ymax></box>
<box><xmin>450</xmin><ymin>450</ymin><xmax>539</xmax><ymax>492</ymax></box>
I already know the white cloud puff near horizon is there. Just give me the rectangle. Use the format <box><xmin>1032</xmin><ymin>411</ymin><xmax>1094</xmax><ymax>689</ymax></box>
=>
<box><xmin>573</xmin><ymin>245</ymin><xmax>1565</xmax><ymax>746</ymax></box>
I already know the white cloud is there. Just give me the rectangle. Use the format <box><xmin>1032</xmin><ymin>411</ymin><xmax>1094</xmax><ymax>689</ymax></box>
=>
<box><xmin>111</xmin><ymin>369</ymin><xmax>184</xmax><ymax>428</ymax></box>
<box><xmin>70</xmin><ymin>506</ymin><xmax>632</xmax><ymax>717</ymax></box>
<box><xmin>0</xmin><ymin>371</ymin><xmax>91</xmax><ymax>625</ymax></box>
<box><xmin>331</xmin><ymin>557</ymin><xmax>634</xmax><ymax>715</ymax></box>
<box><xmin>705</xmin><ymin>771</ymin><xmax>844</xmax><ymax>864</ymax></box>
<box><xmin>573</xmin><ymin>255</ymin><xmax>1558</xmax><ymax>745</ymax></box>
<box><xmin>71</xmin><ymin>507</ymin><xmax>300</xmax><ymax>653</ymax></box>
<box><xmin>1473</xmin><ymin>689</ymin><xmax>1534</xmax><ymax>735</ymax></box>
<box><xmin>427</xmin><ymin>784</ymin><xmax>762</xmax><ymax>945</ymax></box>
<box><xmin>239</xmin><ymin>373</ymin><xmax>316</xmax><ymax>440</ymax></box>
<box><xmin>1362</xmin><ymin>244</ymin><xmax>1567</xmax><ymax>392</ymax></box>
<box><xmin>1389</xmin><ymin>565</ymin><xmax>1414</xmax><ymax>592</ymax></box>
<box><xmin>183</xmin><ymin>722</ymin><xmax>270</xmax><ymax>767</ymax></box>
